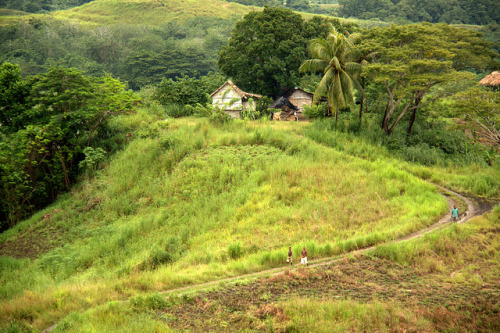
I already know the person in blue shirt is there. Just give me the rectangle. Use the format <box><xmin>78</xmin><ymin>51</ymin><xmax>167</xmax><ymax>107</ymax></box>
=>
<box><xmin>451</xmin><ymin>205</ymin><xmax>459</xmax><ymax>222</ymax></box>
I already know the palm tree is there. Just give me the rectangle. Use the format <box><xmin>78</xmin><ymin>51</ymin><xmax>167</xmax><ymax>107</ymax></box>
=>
<box><xmin>299</xmin><ymin>24</ymin><xmax>362</xmax><ymax>122</ymax></box>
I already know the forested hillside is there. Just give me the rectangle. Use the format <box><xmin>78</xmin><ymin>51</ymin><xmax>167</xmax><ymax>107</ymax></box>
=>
<box><xmin>339</xmin><ymin>0</ymin><xmax>499</xmax><ymax>25</ymax></box>
<box><xmin>0</xmin><ymin>0</ymin><xmax>264</xmax><ymax>89</ymax></box>
<box><xmin>0</xmin><ymin>0</ymin><xmax>92</xmax><ymax>13</ymax></box>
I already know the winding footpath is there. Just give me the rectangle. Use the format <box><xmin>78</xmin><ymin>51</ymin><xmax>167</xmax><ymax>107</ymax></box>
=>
<box><xmin>42</xmin><ymin>184</ymin><xmax>494</xmax><ymax>333</ymax></box>
<box><xmin>159</xmin><ymin>184</ymin><xmax>479</xmax><ymax>296</ymax></box>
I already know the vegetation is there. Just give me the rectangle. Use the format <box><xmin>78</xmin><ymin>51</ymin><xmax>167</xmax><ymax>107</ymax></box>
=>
<box><xmin>453</xmin><ymin>87</ymin><xmax>500</xmax><ymax>146</ymax></box>
<box><xmin>0</xmin><ymin>64</ymin><xmax>139</xmax><ymax>230</ymax></box>
<box><xmin>0</xmin><ymin>1</ymin><xmax>499</xmax><ymax>331</ymax></box>
<box><xmin>338</xmin><ymin>0</ymin><xmax>500</xmax><ymax>25</ymax></box>
<box><xmin>152</xmin><ymin>73</ymin><xmax>226</xmax><ymax>112</ymax></box>
<box><xmin>0</xmin><ymin>10</ymin><xmax>237</xmax><ymax>89</ymax></box>
<box><xmin>7</xmin><ymin>111</ymin><xmax>495</xmax><ymax>331</ymax></box>
<box><xmin>359</xmin><ymin>23</ymin><xmax>497</xmax><ymax>137</ymax></box>
<box><xmin>218</xmin><ymin>7</ymin><xmax>343</xmax><ymax>96</ymax></box>
<box><xmin>299</xmin><ymin>23</ymin><xmax>362</xmax><ymax>121</ymax></box>
<box><xmin>0</xmin><ymin>0</ymin><xmax>92</xmax><ymax>13</ymax></box>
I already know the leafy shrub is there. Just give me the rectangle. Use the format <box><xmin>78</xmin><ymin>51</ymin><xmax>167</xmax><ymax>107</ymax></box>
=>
<box><xmin>256</xmin><ymin>96</ymin><xmax>273</xmax><ymax>116</ymax></box>
<box><xmin>79</xmin><ymin>147</ymin><xmax>107</xmax><ymax>173</ymax></box>
<box><xmin>303</xmin><ymin>102</ymin><xmax>328</xmax><ymax>119</ymax></box>
<box><xmin>209</xmin><ymin>110</ymin><xmax>232</xmax><ymax>125</ymax></box>
<box><xmin>141</xmin><ymin>237</ymin><xmax>185</xmax><ymax>270</ymax></box>
<box><xmin>400</xmin><ymin>143</ymin><xmax>444</xmax><ymax>166</ymax></box>
<box><xmin>152</xmin><ymin>73</ymin><xmax>225</xmax><ymax>107</ymax></box>
<box><xmin>146</xmin><ymin>247</ymin><xmax>173</xmax><ymax>270</ymax></box>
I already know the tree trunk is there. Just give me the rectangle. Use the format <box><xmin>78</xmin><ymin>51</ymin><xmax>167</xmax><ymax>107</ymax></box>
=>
<box><xmin>387</xmin><ymin>101</ymin><xmax>412</xmax><ymax>136</ymax></box>
<box><xmin>60</xmin><ymin>154</ymin><xmax>71</xmax><ymax>190</ymax></box>
<box><xmin>359</xmin><ymin>77</ymin><xmax>365</xmax><ymax>121</ymax></box>
<box><xmin>381</xmin><ymin>100</ymin><xmax>388</xmax><ymax>129</ymax></box>
<box><xmin>407</xmin><ymin>93</ymin><xmax>423</xmax><ymax>137</ymax></box>
<box><xmin>407</xmin><ymin>108</ymin><xmax>417</xmax><ymax>137</ymax></box>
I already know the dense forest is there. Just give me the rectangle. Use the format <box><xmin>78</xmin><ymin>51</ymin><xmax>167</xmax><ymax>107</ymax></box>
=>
<box><xmin>338</xmin><ymin>0</ymin><xmax>499</xmax><ymax>25</ymax></box>
<box><xmin>0</xmin><ymin>16</ymin><xmax>234</xmax><ymax>89</ymax></box>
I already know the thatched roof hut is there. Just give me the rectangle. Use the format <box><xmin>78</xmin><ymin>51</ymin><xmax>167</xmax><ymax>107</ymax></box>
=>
<box><xmin>479</xmin><ymin>71</ymin><xmax>500</xmax><ymax>88</ymax></box>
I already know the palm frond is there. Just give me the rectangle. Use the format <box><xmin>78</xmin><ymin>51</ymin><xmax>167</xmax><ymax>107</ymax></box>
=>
<box><xmin>299</xmin><ymin>59</ymin><xmax>327</xmax><ymax>74</ymax></box>
<box><xmin>345</xmin><ymin>62</ymin><xmax>362</xmax><ymax>77</ymax></box>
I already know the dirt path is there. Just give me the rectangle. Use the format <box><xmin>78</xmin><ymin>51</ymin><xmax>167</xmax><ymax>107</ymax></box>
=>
<box><xmin>41</xmin><ymin>184</ymin><xmax>494</xmax><ymax>333</ymax></box>
<box><xmin>158</xmin><ymin>184</ymin><xmax>479</xmax><ymax>296</ymax></box>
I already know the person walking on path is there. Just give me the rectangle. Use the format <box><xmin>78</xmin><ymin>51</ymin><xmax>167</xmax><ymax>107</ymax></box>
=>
<box><xmin>451</xmin><ymin>205</ymin><xmax>459</xmax><ymax>222</ymax></box>
<box><xmin>301</xmin><ymin>246</ymin><xmax>308</xmax><ymax>266</ymax></box>
<box><xmin>287</xmin><ymin>246</ymin><xmax>293</xmax><ymax>265</ymax></box>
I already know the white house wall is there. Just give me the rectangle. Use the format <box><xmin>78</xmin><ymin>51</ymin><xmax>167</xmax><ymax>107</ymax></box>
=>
<box><xmin>288</xmin><ymin>90</ymin><xmax>313</xmax><ymax>111</ymax></box>
<box><xmin>212</xmin><ymin>85</ymin><xmax>257</xmax><ymax>112</ymax></box>
<box><xmin>212</xmin><ymin>86</ymin><xmax>243</xmax><ymax>111</ymax></box>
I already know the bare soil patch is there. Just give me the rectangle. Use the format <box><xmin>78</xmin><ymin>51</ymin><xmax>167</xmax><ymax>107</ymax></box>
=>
<box><xmin>161</xmin><ymin>257</ymin><xmax>500</xmax><ymax>332</ymax></box>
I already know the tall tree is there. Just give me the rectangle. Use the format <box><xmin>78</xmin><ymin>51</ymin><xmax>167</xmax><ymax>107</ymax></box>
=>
<box><xmin>0</xmin><ymin>65</ymin><xmax>139</xmax><ymax>228</ymax></box>
<box><xmin>217</xmin><ymin>7</ymin><xmax>330</xmax><ymax>97</ymax></box>
<box><xmin>359</xmin><ymin>23</ymin><xmax>495</xmax><ymax>136</ymax></box>
<box><xmin>453</xmin><ymin>87</ymin><xmax>499</xmax><ymax>146</ymax></box>
<box><xmin>299</xmin><ymin>23</ymin><xmax>362</xmax><ymax>121</ymax></box>
<box><xmin>0</xmin><ymin>62</ymin><xmax>30</xmax><ymax>133</ymax></box>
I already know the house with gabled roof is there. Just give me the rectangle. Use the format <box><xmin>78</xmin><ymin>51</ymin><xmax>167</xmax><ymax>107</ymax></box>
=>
<box><xmin>210</xmin><ymin>80</ymin><xmax>262</xmax><ymax>118</ymax></box>
<box><xmin>269</xmin><ymin>87</ymin><xmax>315</xmax><ymax>121</ymax></box>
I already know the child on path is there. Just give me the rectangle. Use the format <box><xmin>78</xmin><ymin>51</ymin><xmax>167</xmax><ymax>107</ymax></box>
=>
<box><xmin>301</xmin><ymin>246</ymin><xmax>308</xmax><ymax>266</ymax></box>
<box><xmin>451</xmin><ymin>205</ymin><xmax>459</xmax><ymax>222</ymax></box>
<box><xmin>287</xmin><ymin>246</ymin><xmax>292</xmax><ymax>265</ymax></box>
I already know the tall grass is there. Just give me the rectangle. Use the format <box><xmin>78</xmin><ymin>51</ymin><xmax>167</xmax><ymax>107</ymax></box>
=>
<box><xmin>372</xmin><ymin>205</ymin><xmax>500</xmax><ymax>279</ymax></box>
<box><xmin>304</xmin><ymin>117</ymin><xmax>499</xmax><ymax>198</ymax></box>
<box><xmin>52</xmin><ymin>0</ymin><xmax>258</xmax><ymax>26</ymax></box>
<box><xmin>0</xmin><ymin>114</ymin><xmax>466</xmax><ymax>331</ymax></box>
<box><xmin>276</xmin><ymin>298</ymin><xmax>429</xmax><ymax>332</ymax></box>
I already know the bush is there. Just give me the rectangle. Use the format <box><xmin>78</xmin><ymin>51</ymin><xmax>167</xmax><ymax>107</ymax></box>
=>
<box><xmin>79</xmin><ymin>147</ymin><xmax>107</xmax><ymax>173</ymax></box>
<box><xmin>131</xmin><ymin>293</ymin><xmax>172</xmax><ymax>310</ymax></box>
<box><xmin>303</xmin><ymin>102</ymin><xmax>328</xmax><ymax>119</ymax></box>
<box><xmin>209</xmin><ymin>109</ymin><xmax>232</xmax><ymax>125</ymax></box>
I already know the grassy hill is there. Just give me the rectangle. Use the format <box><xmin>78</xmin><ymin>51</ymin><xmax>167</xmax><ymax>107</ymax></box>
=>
<box><xmin>0</xmin><ymin>0</ymin><xmax>260</xmax><ymax>26</ymax></box>
<box><xmin>0</xmin><ymin>106</ymin><xmax>498</xmax><ymax>331</ymax></box>
<box><xmin>52</xmin><ymin>0</ymin><xmax>259</xmax><ymax>25</ymax></box>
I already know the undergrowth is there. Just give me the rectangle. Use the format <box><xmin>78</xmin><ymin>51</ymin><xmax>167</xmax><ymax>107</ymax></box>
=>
<box><xmin>0</xmin><ymin>109</ymin><xmax>497</xmax><ymax>331</ymax></box>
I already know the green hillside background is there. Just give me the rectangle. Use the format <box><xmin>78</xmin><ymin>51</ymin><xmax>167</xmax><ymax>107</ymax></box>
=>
<box><xmin>0</xmin><ymin>0</ymin><xmax>499</xmax><ymax>332</ymax></box>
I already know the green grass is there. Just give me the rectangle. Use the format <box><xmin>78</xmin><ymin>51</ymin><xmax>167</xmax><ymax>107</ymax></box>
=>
<box><xmin>0</xmin><ymin>8</ymin><xmax>31</xmax><ymax>25</ymax></box>
<box><xmin>372</xmin><ymin>205</ymin><xmax>500</xmax><ymax>280</ymax></box>
<box><xmin>51</xmin><ymin>0</ymin><xmax>260</xmax><ymax>26</ymax></box>
<box><xmin>0</xmin><ymin>109</ymin><xmax>497</xmax><ymax>331</ymax></box>
<box><xmin>303</xmin><ymin>123</ymin><xmax>500</xmax><ymax>198</ymax></box>
<box><xmin>276</xmin><ymin>298</ymin><xmax>426</xmax><ymax>332</ymax></box>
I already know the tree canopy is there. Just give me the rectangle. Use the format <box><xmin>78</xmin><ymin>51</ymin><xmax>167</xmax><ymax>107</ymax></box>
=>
<box><xmin>358</xmin><ymin>23</ymin><xmax>497</xmax><ymax>136</ymax></box>
<box><xmin>299</xmin><ymin>23</ymin><xmax>362</xmax><ymax>121</ymax></box>
<box><xmin>0</xmin><ymin>64</ymin><xmax>139</xmax><ymax>230</ymax></box>
<box><xmin>339</xmin><ymin>0</ymin><xmax>500</xmax><ymax>25</ymax></box>
<box><xmin>217</xmin><ymin>7</ymin><xmax>332</xmax><ymax>97</ymax></box>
